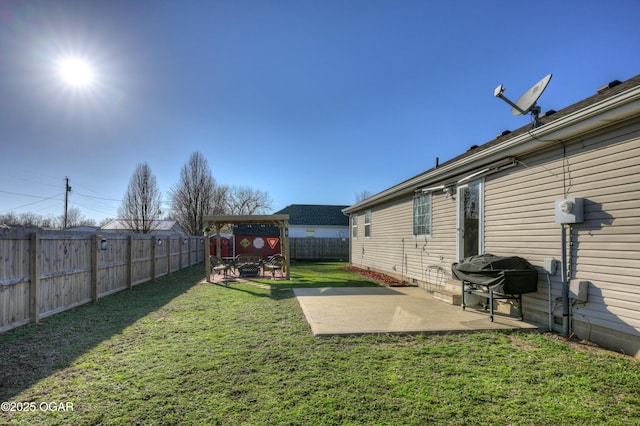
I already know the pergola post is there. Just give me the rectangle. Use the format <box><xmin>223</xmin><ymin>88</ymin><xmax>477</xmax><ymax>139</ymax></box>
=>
<box><xmin>215</xmin><ymin>222</ymin><xmax>222</xmax><ymax>261</ymax></box>
<box><xmin>204</xmin><ymin>228</ymin><xmax>211</xmax><ymax>283</ymax></box>
<box><xmin>282</xmin><ymin>219</ymin><xmax>290</xmax><ymax>279</ymax></box>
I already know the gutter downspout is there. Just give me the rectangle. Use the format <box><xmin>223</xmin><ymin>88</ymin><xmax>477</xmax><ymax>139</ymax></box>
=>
<box><xmin>343</xmin><ymin>212</ymin><xmax>352</xmax><ymax>264</ymax></box>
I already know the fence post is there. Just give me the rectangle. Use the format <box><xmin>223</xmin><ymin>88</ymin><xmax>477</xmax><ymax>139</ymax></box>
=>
<box><xmin>166</xmin><ymin>238</ymin><xmax>171</xmax><ymax>275</ymax></box>
<box><xmin>92</xmin><ymin>234</ymin><xmax>99</xmax><ymax>302</ymax></box>
<box><xmin>128</xmin><ymin>235</ymin><xmax>134</xmax><ymax>289</ymax></box>
<box><xmin>151</xmin><ymin>236</ymin><xmax>156</xmax><ymax>281</ymax></box>
<box><xmin>188</xmin><ymin>237</ymin><xmax>192</xmax><ymax>266</ymax></box>
<box><xmin>30</xmin><ymin>232</ymin><xmax>40</xmax><ymax>324</ymax></box>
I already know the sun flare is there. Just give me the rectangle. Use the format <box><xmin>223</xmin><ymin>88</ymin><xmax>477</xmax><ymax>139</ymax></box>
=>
<box><xmin>57</xmin><ymin>57</ymin><xmax>95</xmax><ymax>88</ymax></box>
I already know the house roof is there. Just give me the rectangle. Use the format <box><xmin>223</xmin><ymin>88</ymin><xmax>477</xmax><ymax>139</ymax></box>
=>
<box><xmin>101</xmin><ymin>219</ymin><xmax>184</xmax><ymax>234</ymax></box>
<box><xmin>233</xmin><ymin>224</ymin><xmax>280</xmax><ymax>236</ymax></box>
<box><xmin>344</xmin><ymin>73</ymin><xmax>640</xmax><ymax>214</ymax></box>
<box><xmin>66</xmin><ymin>226</ymin><xmax>100</xmax><ymax>233</ymax></box>
<box><xmin>274</xmin><ymin>204</ymin><xmax>349</xmax><ymax>226</ymax></box>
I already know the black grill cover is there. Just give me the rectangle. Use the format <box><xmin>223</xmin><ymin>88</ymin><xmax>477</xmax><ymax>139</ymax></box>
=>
<box><xmin>452</xmin><ymin>254</ymin><xmax>538</xmax><ymax>295</ymax></box>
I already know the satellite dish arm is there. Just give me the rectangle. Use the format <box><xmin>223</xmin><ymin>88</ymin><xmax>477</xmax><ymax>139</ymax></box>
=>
<box><xmin>494</xmin><ymin>85</ymin><xmax>527</xmax><ymax>115</ymax></box>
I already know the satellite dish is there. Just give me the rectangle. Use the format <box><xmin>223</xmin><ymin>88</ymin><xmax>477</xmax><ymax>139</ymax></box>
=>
<box><xmin>494</xmin><ymin>74</ymin><xmax>552</xmax><ymax>127</ymax></box>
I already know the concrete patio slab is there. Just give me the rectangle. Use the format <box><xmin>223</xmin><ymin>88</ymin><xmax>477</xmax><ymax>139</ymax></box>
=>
<box><xmin>293</xmin><ymin>286</ymin><xmax>541</xmax><ymax>336</ymax></box>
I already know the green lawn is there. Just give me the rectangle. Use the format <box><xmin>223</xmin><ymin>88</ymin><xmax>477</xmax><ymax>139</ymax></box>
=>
<box><xmin>1</xmin><ymin>262</ymin><xmax>638</xmax><ymax>425</ymax></box>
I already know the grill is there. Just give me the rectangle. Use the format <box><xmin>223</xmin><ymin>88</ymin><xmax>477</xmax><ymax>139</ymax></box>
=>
<box><xmin>452</xmin><ymin>254</ymin><xmax>538</xmax><ymax>321</ymax></box>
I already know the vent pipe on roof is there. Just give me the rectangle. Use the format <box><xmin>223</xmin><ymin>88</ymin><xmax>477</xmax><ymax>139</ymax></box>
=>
<box><xmin>597</xmin><ymin>80</ymin><xmax>621</xmax><ymax>94</ymax></box>
<box><xmin>435</xmin><ymin>157</ymin><xmax>439</xmax><ymax>168</ymax></box>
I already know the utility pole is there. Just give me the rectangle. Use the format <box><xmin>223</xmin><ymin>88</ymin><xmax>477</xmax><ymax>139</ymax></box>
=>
<box><xmin>63</xmin><ymin>177</ymin><xmax>72</xmax><ymax>229</ymax></box>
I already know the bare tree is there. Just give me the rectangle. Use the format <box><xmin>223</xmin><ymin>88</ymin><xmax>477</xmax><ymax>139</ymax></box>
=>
<box><xmin>57</xmin><ymin>207</ymin><xmax>96</xmax><ymax>228</ymax></box>
<box><xmin>169</xmin><ymin>151</ymin><xmax>225</xmax><ymax>235</ymax></box>
<box><xmin>0</xmin><ymin>212</ymin><xmax>19</xmax><ymax>226</ymax></box>
<box><xmin>118</xmin><ymin>162</ymin><xmax>162</xmax><ymax>233</ymax></box>
<box><xmin>18</xmin><ymin>212</ymin><xmax>42</xmax><ymax>227</ymax></box>
<box><xmin>225</xmin><ymin>185</ymin><xmax>272</xmax><ymax>216</ymax></box>
<box><xmin>0</xmin><ymin>210</ymin><xmax>93</xmax><ymax>229</ymax></box>
<box><xmin>212</xmin><ymin>185</ymin><xmax>229</xmax><ymax>215</ymax></box>
<box><xmin>355</xmin><ymin>190</ymin><xmax>372</xmax><ymax>203</ymax></box>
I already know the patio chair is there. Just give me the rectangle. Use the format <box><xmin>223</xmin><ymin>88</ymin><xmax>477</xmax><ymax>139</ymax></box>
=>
<box><xmin>210</xmin><ymin>256</ymin><xmax>230</xmax><ymax>278</ymax></box>
<box><xmin>263</xmin><ymin>254</ymin><xmax>285</xmax><ymax>278</ymax></box>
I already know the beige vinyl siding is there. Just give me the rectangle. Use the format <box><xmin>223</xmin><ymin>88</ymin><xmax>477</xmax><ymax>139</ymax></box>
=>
<box><xmin>349</xmin><ymin>192</ymin><xmax>457</xmax><ymax>287</ymax></box>
<box><xmin>484</xmin><ymin>146</ymin><xmax>565</xmax><ymax>325</ymax></box>
<box><xmin>485</xmin><ymin>120</ymin><xmax>640</xmax><ymax>338</ymax></box>
<box><xmin>351</xmin><ymin>198</ymin><xmax>412</xmax><ymax>277</ymax></box>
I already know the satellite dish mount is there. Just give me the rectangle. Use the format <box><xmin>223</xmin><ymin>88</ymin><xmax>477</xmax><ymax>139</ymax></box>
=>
<box><xmin>494</xmin><ymin>74</ymin><xmax>552</xmax><ymax>128</ymax></box>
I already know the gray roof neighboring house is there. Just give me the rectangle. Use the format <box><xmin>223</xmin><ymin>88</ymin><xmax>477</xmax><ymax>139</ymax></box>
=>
<box><xmin>101</xmin><ymin>219</ymin><xmax>185</xmax><ymax>235</ymax></box>
<box><xmin>66</xmin><ymin>226</ymin><xmax>101</xmax><ymax>233</ymax></box>
<box><xmin>233</xmin><ymin>205</ymin><xmax>349</xmax><ymax>236</ymax></box>
<box><xmin>274</xmin><ymin>204</ymin><xmax>349</xmax><ymax>227</ymax></box>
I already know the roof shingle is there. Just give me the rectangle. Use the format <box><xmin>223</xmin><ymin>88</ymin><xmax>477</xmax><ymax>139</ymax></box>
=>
<box><xmin>274</xmin><ymin>204</ymin><xmax>349</xmax><ymax>226</ymax></box>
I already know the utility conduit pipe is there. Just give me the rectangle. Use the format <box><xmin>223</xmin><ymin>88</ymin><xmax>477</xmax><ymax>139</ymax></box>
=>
<box><xmin>561</xmin><ymin>224</ymin><xmax>570</xmax><ymax>336</ymax></box>
<box><xmin>547</xmin><ymin>273</ymin><xmax>553</xmax><ymax>332</ymax></box>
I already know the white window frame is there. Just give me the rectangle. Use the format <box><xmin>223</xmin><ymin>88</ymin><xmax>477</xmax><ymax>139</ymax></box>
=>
<box><xmin>364</xmin><ymin>210</ymin><xmax>371</xmax><ymax>238</ymax></box>
<box><xmin>351</xmin><ymin>215</ymin><xmax>358</xmax><ymax>239</ymax></box>
<box><xmin>413</xmin><ymin>192</ymin><xmax>432</xmax><ymax>236</ymax></box>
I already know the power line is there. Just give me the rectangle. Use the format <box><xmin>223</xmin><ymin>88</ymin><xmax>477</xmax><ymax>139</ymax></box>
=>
<box><xmin>0</xmin><ymin>189</ymin><xmax>62</xmax><ymax>199</ymax></box>
<box><xmin>72</xmin><ymin>180</ymin><xmax>122</xmax><ymax>200</ymax></box>
<box><xmin>9</xmin><ymin>175</ymin><xmax>64</xmax><ymax>190</ymax></box>
<box><xmin>75</xmin><ymin>192</ymin><xmax>121</xmax><ymax>202</ymax></box>
<box><xmin>70</xmin><ymin>201</ymin><xmax>118</xmax><ymax>217</ymax></box>
<box><xmin>0</xmin><ymin>193</ymin><xmax>64</xmax><ymax>213</ymax></box>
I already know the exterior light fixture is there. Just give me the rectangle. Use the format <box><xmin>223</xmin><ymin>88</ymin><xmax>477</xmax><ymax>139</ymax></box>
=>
<box><xmin>100</xmin><ymin>238</ymin><xmax>108</xmax><ymax>250</ymax></box>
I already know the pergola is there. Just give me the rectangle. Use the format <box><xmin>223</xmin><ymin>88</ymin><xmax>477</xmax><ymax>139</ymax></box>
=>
<box><xmin>204</xmin><ymin>214</ymin><xmax>290</xmax><ymax>282</ymax></box>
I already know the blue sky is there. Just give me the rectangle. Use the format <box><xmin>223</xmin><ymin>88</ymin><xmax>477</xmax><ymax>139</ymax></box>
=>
<box><xmin>1</xmin><ymin>0</ymin><xmax>639</xmax><ymax>225</ymax></box>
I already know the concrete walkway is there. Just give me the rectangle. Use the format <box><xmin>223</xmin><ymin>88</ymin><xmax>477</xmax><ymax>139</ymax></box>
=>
<box><xmin>293</xmin><ymin>286</ymin><xmax>541</xmax><ymax>336</ymax></box>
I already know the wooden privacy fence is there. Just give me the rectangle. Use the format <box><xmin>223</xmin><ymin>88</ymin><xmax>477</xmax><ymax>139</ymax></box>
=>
<box><xmin>288</xmin><ymin>238</ymin><xmax>349</xmax><ymax>260</ymax></box>
<box><xmin>0</xmin><ymin>230</ymin><xmax>205</xmax><ymax>333</ymax></box>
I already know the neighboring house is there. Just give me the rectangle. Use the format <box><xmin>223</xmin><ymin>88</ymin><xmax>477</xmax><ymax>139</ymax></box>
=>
<box><xmin>66</xmin><ymin>225</ymin><xmax>100</xmax><ymax>233</ymax></box>
<box><xmin>275</xmin><ymin>204</ymin><xmax>350</xmax><ymax>260</ymax></box>
<box><xmin>343</xmin><ymin>74</ymin><xmax>640</xmax><ymax>358</ymax></box>
<box><xmin>101</xmin><ymin>219</ymin><xmax>185</xmax><ymax>235</ymax></box>
<box><xmin>274</xmin><ymin>204</ymin><xmax>349</xmax><ymax>239</ymax></box>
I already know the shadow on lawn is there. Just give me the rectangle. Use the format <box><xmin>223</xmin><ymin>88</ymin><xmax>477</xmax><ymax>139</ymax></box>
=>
<box><xmin>0</xmin><ymin>266</ymin><xmax>203</xmax><ymax>402</ymax></box>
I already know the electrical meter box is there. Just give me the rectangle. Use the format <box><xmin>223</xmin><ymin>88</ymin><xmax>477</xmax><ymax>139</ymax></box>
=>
<box><xmin>555</xmin><ymin>198</ymin><xmax>584</xmax><ymax>224</ymax></box>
